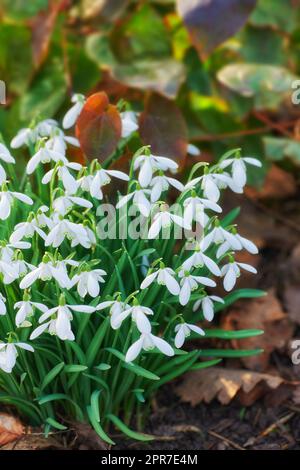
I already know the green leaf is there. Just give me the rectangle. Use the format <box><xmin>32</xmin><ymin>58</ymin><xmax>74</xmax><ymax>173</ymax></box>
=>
<box><xmin>106</xmin><ymin>347</ymin><xmax>160</xmax><ymax>381</ymax></box>
<box><xmin>87</xmin><ymin>406</ymin><xmax>115</xmax><ymax>445</ymax></box>
<box><xmin>250</xmin><ymin>0</ymin><xmax>298</xmax><ymax>33</ymax></box>
<box><xmin>90</xmin><ymin>389</ymin><xmax>102</xmax><ymax>422</ymax></box>
<box><xmin>263</xmin><ymin>137</ymin><xmax>300</xmax><ymax>165</ymax></box>
<box><xmin>198</xmin><ymin>348</ymin><xmax>264</xmax><ymax>358</ymax></box>
<box><xmin>107</xmin><ymin>414</ymin><xmax>154</xmax><ymax>441</ymax></box>
<box><xmin>64</xmin><ymin>365</ymin><xmax>88</xmax><ymax>373</ymax></box>
<box><xmin>190</xmin><ymin>358</ymin><xmax>222</xmax><ymax>370</ymax></box>
<box><xmin>41</xmin><ymin>362</ymin><xmax>65</xmax><ymax>391</ymax></box>
<box><xmin>46</xmin><ymin>417</ymin><xmax>67</xmax><ymax>431</ymax></box>
<box><xmin>203</xmin><ymin>329</ymin><xmax>264</xmax><ymax>339</ymax></box>
<box><xmin>218</xmin><ymin>289</ymin><xmax>266</xmax><ymax>311</ymax></box>
<box><xmin>95</xmin><ymin>363</ymin><xmax>111</xmax><ymax>371</ymax></box>
<box><xmin>86</xmin><ymin>317</ymin><xmax>109</xmax><ymax>366</ymax></box>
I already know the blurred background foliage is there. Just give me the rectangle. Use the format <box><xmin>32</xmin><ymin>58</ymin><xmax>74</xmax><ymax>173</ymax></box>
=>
<box><xmin>1</xmin><ymin>0</ymin><xmax>300</xmax><ymax>186</ymax></box>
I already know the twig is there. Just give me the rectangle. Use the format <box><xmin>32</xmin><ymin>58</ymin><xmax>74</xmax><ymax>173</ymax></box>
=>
<box><xmin>208</xmin><ymin>430</ymin><xmax>245</xmax><ymax>450</ymax></box>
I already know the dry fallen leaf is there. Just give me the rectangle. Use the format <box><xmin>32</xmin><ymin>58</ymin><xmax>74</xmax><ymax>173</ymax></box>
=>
<box><xmin>245</xmin><ymin>165</ymin><xmax>297</xmax><ymax>200</ymax></box>
<box><xmin>221</xmin><ymin>290</ymin><xmax>294</xmax><ymax>371</ymax></box>
<box><xmin>0</xmin><ymin>413</ymin><xmax>24</xmax><ymax>447</ymax></box>
<box><xmin>175</xmin><ymin>367</ymin><xmax>283</xmax><ymax>406</ymax></box>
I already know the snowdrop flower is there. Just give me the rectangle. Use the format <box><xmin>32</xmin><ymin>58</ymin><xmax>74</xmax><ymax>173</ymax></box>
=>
<box><xmin>201</xmin><ymin>224</ymin><xmax>242</xmax><ymax>252</ymax></box>
<box><xmin>10</xmin><ymin>216</ymin><xmax>47</xmax><ymax>244</ymax></box>
<box><xmin>0</xmin><ymin>293</ymin><xmax>6</xmax><ymax>316</ymax></box>
<box><xmin>150</xmin><ymin>174</ymin><xmax>184</xmax><ymax>202</ymax></box>
<box><xmin>0</xmin><ymin>259</ymin><xmax>19</xmax><ymax>284</ymax></box>
<box><xmin>179</xmin><ymin>271</ymin><xmax>216</xmax><ymax>306</ymax></box>
<box><xmin>185</xmin><ymin>172</ymin><xmax>240</xmax><ymax>202</ymax></box>
<box><xmin>11</xmin><ymin>127</ymin><xmax>36</xmax><ymax>149</ymax></box>
<box><xmin>220</xmin><ymin>156</ymin><xmax>262</xmax><ymax>188</ymax></box>
<box><xmin>181</xmin><ymin>246</ymin><xmax>221</xmax><ymax>276</ymax></box>
<box><xmin>216</xmin><ymin>232</ymin><xmax>259</xmax><ymax>258</ymax></box>
<box><xmin>221</xmin><ymin>261</ymin><xmax>257</xmax><ymax>292</ymax></box>
<box><xmin>30</xmin><ymin>300</ymin><xmax>95</xmax><ymax>341</ymax></box>
<box><xmin>0</xmin><ymin>143</ymin><xmax>15</xmax><ymax>184</ymax></box>
<box><xmin>0</xmin><ymin>188</ymin><xmax>33</xmax><ymax>220</ymax></box>
<box><xmin>110</xmin><ymin>304</ymin><xmax>154</xmax><ymax>333</ymax></box>
<box><xmin>148</xmin><ymin>205</ymin><xmax>191</xmax><ymax>239</ymax></box>
<box><xmin>0</xmin><ymin>241</ymin><xmax>31</xmax><ymax>263</ymax></box>
<box><xmin>90</xmin><ymin>167</ymin><xmax>129</xmax><ymax>200</ymax></box>
<box><xmin>52</xmin><ymin>194</ymin><xmax>93</xmax><ymax>216</ymax></box>
<box><xmin>187</xmin><ymin>144</ymin><xmax>201</xmax><ymax>156</ymax></box>
<box><xmin>96</xmin><ymin>300</ymin><xmax>131</xmax><ymax>328</ymax></box>
<box><xmin>42</xmin><ymin>160</ymin><xmax>82</xmax><ymax>194</ymax></box>
<box><xmin>117</xmin><ymin>188</ymin><xmax>152</xmax><ymax>217</ymax></box>
<box><xmin>193</xmin><ymin>294</ymin><xmax>224</xmax><ymax>321</ymax></box>
<box><xmin>134</xmin><ymin>153</ymin><xmax>178</xmax><ymax>187</ymax></box>
<box><xmin>71</xmin><ymin>268</ymin><xmax>107</xmax><ymax>298</ymax></box>
<box><xmin>174</xmin><ymin>322</ymin><xmax>205</xmax><ymax>348</ymax></box>
<box><xmin>45</xmin><ymin>218</ymin><xmax>92</xmax><ymax>248</ymax></box>
<box><xmin>35</xmin><ymin>119</ymin><xmax>59</xmax><ymax>138</ymax></box>
<box><xmin>63</xmin><ymin>94</ymin><xmax>85</xmax><ymax>129</ymax></box>
<box><xmin>12</xmin><ymin>257</ymin><xmax>34</xmax><ymax>279</ymax></box>
<box><xmin>0</xmin><ymin>342</ymin><xmax>34</xmax><ymax>373</ymax></box>
<box><xmin>183</xmin><ymin>195</ymin><xmax>222</xmax><ymax>227</ymax></box>
<box><xmin>14</xmin><ymin>298</ymin><xmax>48</xmax><ymax>328</ymax></box>
<box><xmin>140</xmin><ymin>266</ymin><xmax>180</xmax><ymax>295</ymax></box>
<box><xmin>121</xmin><ymin>111</ymin><xmax>139</xmax><ymax>138</ymax></box>
<box><xmin>26</xmin><ymin>145</ymin><xmax>65</xmax><ymax>175</ymax></box>
<box><xmin>20</xmin><ymin>257</ymin><xmax>71</xmax><ymax>289</ymax></box>
<box><xmin>125</xmin><ymin>332</ymin><xmax>174</xmax><ymax>362</ymax></box>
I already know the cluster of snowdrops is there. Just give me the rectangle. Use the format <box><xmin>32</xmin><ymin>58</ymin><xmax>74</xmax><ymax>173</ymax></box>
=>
<box><xmin>0</xmin><ymin>94</ymin><xmax>261</xmax><ymax>440</ymax></box>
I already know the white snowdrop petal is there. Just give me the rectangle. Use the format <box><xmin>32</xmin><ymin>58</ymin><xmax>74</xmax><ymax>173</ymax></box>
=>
<box><xmin>125</xmin><ymin>337</ymin><xmax>144</xmax><ymax>362</ymax></box>
<box><xmin>151</xmin><ymin>335</ymin><xmax>174</xmax><ymax>357</ymax></box>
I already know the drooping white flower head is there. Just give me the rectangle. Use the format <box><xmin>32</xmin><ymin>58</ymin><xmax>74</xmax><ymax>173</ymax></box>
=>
<box><xmin>201</xmin><ymin>224</ymin><xmax>242</xmax><ymax>253</ymax></box>
<box><xmin>193</xmin><ymin>294</ymin><xmax>224</xmax><ymax>321</ymax></box>
<box><xmin>221</xmin><ymin>260</ymin><xmax>257</xmax><ymax>292</ymax></box>
<box><xmin>0</xmin><ymin>342</ymin><xmax>34</xmax><ymax>373</ymax></box>
<box><xmin>174</xmin><ymin>322</ymin><xmax>205</xmax><ymax>348</ymax></box>
<box><xmin>0</xmin><ymin>241</ymin><xmax>31</xmax><ymax>263</ymax></box>
<box><xmin>181</xmin><ymin>245</ymin><xmax>221</xmax><ymax>276</ymax></box>
<box><xmin>10</xmin><ymin>215</ymin><xmax>47</xmax><ymax>244</ymax></box>
<box><xmin>134</xmin><ymin>153</ymin><xmax>178</xmax><ymax>187</ymax></box>
<box><xmin>116</xmin><ymin>188</ymin><xmax>152</xmax><ymax>217</ymax></box>
<box><xmin>140</xmin><ymin>266</ymin><xmax>180</xmax><ymax>296</ymax></box>
<box><xmin>90</xmin><ymin>167</ymin><xmax>129</xmax><ymax>200</ymax></box>
<box><xmin>185</xmin><ymin>172</ymin><xmax>242</xmax><ymax>202</ymax></box>
<box><xmin>14</xmin><ymin>298</ymin><xmax>48</xmax><ymax>328</ymax></box>
<box><xmin>45</xmin><ymin>218</ymin><xmax>93</xmax><ymax>249</ymax></box>
<box><xmin>125</xmin><ymin>332</ymin><xmax>174</xmax><ymax>363</ymax></box>
<box><xmin>220</xmin><ymin>156</ymin><xmax>262</xmax><ymax>188</ymax></box>
<box><xmin>187</xmin><ymin>144</ymin><xmax>201</xmax><ymax>156</ymax></box>
<box><xmin>20</xmin><ymin>256</ymin><xmax>72</xmax><ymax>290</ymax></box>
<box><xmin>30</xmin><ymin>300</ymin><xmax>95</xmax><ymax>341</ymax></box>
<box><xmin>96</xmin><ymin>300</ymin><xmax>131</xmax><ymax>329</ymax></box>
<box><xmin>71</xmin><ymin>268</ymin><xmax>107</xmax><ymax>298</ymax></box>
<box><xmin>63</xmin><ymin>94</ymin><xmax>85</xmax><ymax>129</ymax></box>
<box><xmin>110</xmin><ymin>304</ymin><xmax>154</xmax><ymax>333</ymax></box>
<box><xmin>148</xmin><ymin>205</ymin><xmax>191</xmax><ymax>239</ymax></box>
<box><xmin>150</xmin><ymin>174</ymin><xmax>184</xmax><ymax>203</ymax></box>
<box><xmin>0</xmin><ymin>188</ymin><xmax>33</xmax><ymax>220</ymax></box>
<box><xmin>42</xmin><ymin>160</ymin><xmax>82</xmax><ymax>195</ymax></box>
<box><xmin>26</xmin><ymin>145</ymin><xmax>66</xmax><ymax>175</ymax></box>
<box><xmin>52</xmin><ymin>194</ymin><xmax>93</xmax><ymax>216</ymax></box>
<box><xmin>121</xmin><ymin>111</ymin><xmax>139</xmax><ymax>138</ymax></box>
<box><xmin>0</xmin><ymin>293</ymin><xmax>6</xmax><ymax>316</ymax></box>
<box><xmin>216</xmin><ymin>232</ymin><xmax>259</xmax><ymax>259</ymax></box>
<box><xmin>183</xmin><ymin>194</ymin><xmax>222</xmax><ymax>227</ymax></box>
<box><xmin>0</xmin><ymin>143</ymin><xmax>15</xmax><ymax>184</ymax></box>
<box><xmin>178</xmin><ymin>270</ymin><xmax>216</xmax><ymax>306</ymax></box>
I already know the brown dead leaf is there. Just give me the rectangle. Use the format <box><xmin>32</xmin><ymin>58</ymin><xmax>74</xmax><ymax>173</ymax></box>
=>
<box><xmin>245</xmin><ymin>165</ymin><xmax>297</xmax><ymax>200</ymax></box>
<box><xmin>175</xmin><ymin>367</ymin><xmax>283</xmax><ymax>406</ymax></box>
<box><xmin>221</xmin><ymin>290</ymin><xmax>294</xmax><ymax>371</ymax></box>
<box><xmin>1</xmin><ymin>433</ymin><xmax>62</xmax><ymax>450</ymax></box>
<box><xmin>0</xmin><ymin>413</ymin><xmax>24</xmax><ymax>447</ymax></box>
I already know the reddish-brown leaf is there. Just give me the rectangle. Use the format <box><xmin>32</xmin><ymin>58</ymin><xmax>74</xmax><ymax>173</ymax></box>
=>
<box><xmin>139</xmin><ymin>93</ymin><xmax>188</xmax><ymax>168</ymax></box>
<box><xmin>0</xmin><ymin>413</ymin><xmax>24</xmax><ymax>447</ymax></box>
<box><xmin>76</xmin><ymin>92</ymin><xmax>122</xmax><ymax>162</ymax></box>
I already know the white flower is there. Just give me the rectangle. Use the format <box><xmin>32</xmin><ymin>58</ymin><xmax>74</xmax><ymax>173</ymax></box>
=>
<box><xmin>121</xmin><ymin>111</ymin><xmax>139</xmax><ymax>138</ymax></box>
<box><xmin>148</xmin><ymin>208</ymin><xmax>191</xmax><ymax>239</ymax></box>
<box><xmin>26</xmin><ymin>146</ymin><xmax>65</xmax><ymax>175</ymax></box>
<box><xmin>193</xmin><ymin>295</ymin><xmax>224</xmax><ymax>321</ymax></box>
<box><xmin>71</xmin><ymin>269</ymin><xmax>107</xmax><ymax>298</ymax></box>
<box><xmin>141</xmin><ymin>267</ymin><xmax>180</xmax><ymax>295</ymax></box>
<box><xmin>10</xmin><ymin>218</ymin><xmax>47</xmax><ymax>244</ymax></box>
<box><xmin>187</xmin><ymin>144</ymin><xmax>201</xmax><ymax>156</ymax></box>
<box><xmin>220</xmin><ymin>156</ymin><xmax>262</xmax><ymax>188</ymax></box>
<box><xmin>179</xmin><ymin>271</ymin><xmax>216</xmax><ymax>306</ymax></box>
<box><xmin>181</xmin><ymin>248</ymin><xmax>221</xmax><ymax>276</ymax></box>
<box><xmin>12</xmin><ymin>258</ymin><xmax>34</xmax><ymax>279</ymax></box>
<box><xmin>125</xmin><ymin>332</ymin><xmax>174</xmax><ymax>362</ymax></box>
<box><xmin>134</xmin><ymin>154</ymin><xmax>178</xmax><ymax>187</ymax></box>
<box><xmin>96</xmin><ymin>300</ymin><xmax>131</xmax><ymax>328</ymax></box>
<box><xmin>0</xmin><ymin>143</ymin><xmax>15</xmax><ymax>184</ymax></box>
<box><xmin>116</xmin><ymin>188</ymin><xmax>152</xmax><ymax>217</ymax></box>
<box><xmin>183</xmin><ymin>195</ymin><xmax>222</xmax><ymax>227</ymax></box>
<box><xmin>0</xmin><ymin>293</ymin><xmax>6</xmax><ymax>316</ymax></box>
<box><xmin>0</xmin><ymin>342</ymin><xmax>34</xmax><ymax>373</ymax></box>
<box><xmin>63</xmin><ymin>94</ymin><xmax>85</xmax><ymax>129</ymax></box>
<box><xmin>201</xmin><ymin>225</ymin><xmax>242</xmax><ymax>252</ymax></box>
<box><xmin>42</xmin><ymin>160</ymin><xmax>82</xmax><ymax>194</ymax></box>
<box><xmin>221</xmin><ymin>261</ymin><xmax>257</xmax><ymax>291</ymax></box>
<box><xmin>90</xmin><ymin>168</ymin><xmax>129</xmax><ymax>200</ymax></box>
<box><xmin>0</xmin><ymin>190</ymin><xmax>33</xmax><ymax>220</ymax></box>
<box><xmin>30</xmin><ymin>303</ymin><xmax>95</xmax><ymax>341</ymax></box>
<box><xmin>216</xmin><ymin>233</ymin><xmax>259</xmax><ymax>258</ymax></box>
<box><xmin>52</xmin><ymin>195</ymin><xmax>93</xmax><ymax>216</ymax></box>
<box><xmin>35</xmin><ymin>206</ymin><xmax>53</xmax><ymax>229</ymax></box>
<box><xmin>20</xmin><ymin>259</ymin><xmax>71</xmax><ymax>289</ymax></box>
<box><xmin>14</xmin><ymin>300</ymin><xmax>48</xmax><ymax>327</ymax></box>
<box><xmin>45</xmin><ymin>219</ymin><xmax>92</xmax><ymax>248</ymax></box>
<box><xmin>174</xmin><ymin>322</ymin><xmax>205</xmax><ymax>348</ymax></box>
<box><xmin>185</xmin><ymin>173</ymin><xmax>241</xmax><ymax>202</ymax></box>
<box><xmin>0</xmin><ymin>241</ymin><xmax>31</xmax><ymax>263</ymax></box>
<box><xmin>11</xmin><ymin>128</ymin><xmax>36</xmax><ymax>149</ymax></box>
<box><xmin>110</xmin><ymin>304</ymin><xmax>154</xmax><ymax>333</ymax></box>
<box><xmin>150</xmin><ymin>175</ymin><xmax>184</xmax><ymax>202</ymax></box>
